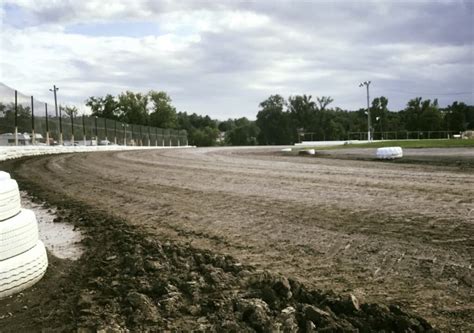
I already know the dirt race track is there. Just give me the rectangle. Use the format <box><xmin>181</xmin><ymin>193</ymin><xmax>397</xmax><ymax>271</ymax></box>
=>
<box><xmin>1</xmin><ymin>146</ymin><xmax>473</xmax><ymax>331</ymax></box>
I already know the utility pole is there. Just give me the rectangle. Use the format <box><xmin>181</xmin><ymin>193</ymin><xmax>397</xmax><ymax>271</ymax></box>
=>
<box><xmin>49</xmin><ymin>85</ymin><xmax>60</xmax><ymax>143</ymax></box>
<box><xmin>49</xmin><ymin>85</ymin><xmax>59</xmax><ymax>116</ymax></box>
<box><xmin>359</xmin><ymin>81</ymin><xmax>371</xmax><ymax>141</ymax></box>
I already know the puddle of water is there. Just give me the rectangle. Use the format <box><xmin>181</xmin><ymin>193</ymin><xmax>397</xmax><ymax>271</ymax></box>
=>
<box><xmin>20</xmin><ymin>191</ymin><xmax>84</xmax><ymax>260</ymax></box>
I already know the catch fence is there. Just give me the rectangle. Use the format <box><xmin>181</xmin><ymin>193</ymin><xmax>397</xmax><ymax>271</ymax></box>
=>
<box><xmin>0</xmin><ymin>86</ymin><xmax>187</xmax><ymax>147</ymax></box>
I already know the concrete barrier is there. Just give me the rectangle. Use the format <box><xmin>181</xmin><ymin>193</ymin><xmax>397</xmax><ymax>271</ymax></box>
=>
<box><xmin>0</xmin><ymin>145</ymin><xmax>192</xmax><ymax>162</ymax></box>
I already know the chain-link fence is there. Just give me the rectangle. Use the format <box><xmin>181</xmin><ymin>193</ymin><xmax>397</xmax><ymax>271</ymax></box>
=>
<box><xmin>0</xmin><ymin>85</ymin><xmax>187</xmax><ymax>146</ymax></box>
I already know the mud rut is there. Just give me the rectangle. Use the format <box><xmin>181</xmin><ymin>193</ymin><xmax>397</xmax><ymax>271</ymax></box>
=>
<box><xmin>2</xmin><ymin>147</ymin><xmax>473</xmax><ymax>331</ymax></box>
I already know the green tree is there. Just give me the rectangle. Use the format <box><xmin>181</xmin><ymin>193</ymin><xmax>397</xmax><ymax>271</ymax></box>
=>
<box><xmin>0</xmin><ymin>103</ymin><xmax>31</xmax><ymax>133</ymax></box>
<box><xmin>316</xmin><ymin>96</ymin><xmax>334</xmax><ymax>111</ymax></box>
<box><xmin>117</xmin><ymin>91</ymin><xmax>149</xmax><ymax>125</ymax></box>
<box><xmin>370</xmin><ymin>96</ymin><xmax>389</xmax><ymax>139</ymax></box>
<box><xmin>176</xmin><ymin>111</ymin><xmax>219</xmax><ymax>146</ymax></box>
<box><xmin>148</xmin><ymin>91</ymin><xmax>177</xmax><ymax>129</ymax></box>
<box><xmin>85</xmin><ymin>94</ymin><xmax>120</xmax><ymax>120</ymax></box>
<box><xmin>63</xmin><ymin>105</ymin><xmax>78</xmax><ymax>118</ymax></box>
<box><xmin>402</xmin><ymin>97</ymin><xmax>441</xmax><ymax>132</ymax></box>
<box><xmin>444</xmin><ymin>101</ymin><xmax>472</xmax><ymax>132</ymax></box>
<box><xmin>256</xmin><ymin>95</ymin><xmax>296</xmax><ymax>145</ymax></box>
<box><xmin>218</xmin><ymin>119</ymin><xmax>235</xmax><ymax>132</ymax></box>
<box><xmin>225</xmin><ymin>118</ymin><xmax>260</xmax><ymax>145</ymax></box>
<box><xmin>288</xmin><ymin>95</ymin><xmax>316</xmax><ymax>131</ymax></box>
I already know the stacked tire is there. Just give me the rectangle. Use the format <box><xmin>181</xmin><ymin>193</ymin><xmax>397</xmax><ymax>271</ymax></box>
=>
<box><xmin>0</xmin><ymin>171</ymin><xmax>48</xmax><ymax>299</ymax></box>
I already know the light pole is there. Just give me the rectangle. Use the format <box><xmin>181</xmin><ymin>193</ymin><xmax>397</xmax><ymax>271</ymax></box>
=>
<box><xmin>359</xmin><ymin>81</ymin><xmax>371</xmax><ymax>141</ymax></box>
<box><xmin>49</xmin><ymin>85</ymin><xmax>59</xmax><ymax>117</ymax></box>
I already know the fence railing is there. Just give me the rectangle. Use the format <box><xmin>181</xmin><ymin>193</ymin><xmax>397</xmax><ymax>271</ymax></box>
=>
<box><xmin>347</xmin><ymin>131</ymin><xmax>460</xmax><ymax>141</ymax></box>
<box><xmin>0</xmin><ymin>88</ymin><xmax>187</xmax><ymax>147</ymax></box>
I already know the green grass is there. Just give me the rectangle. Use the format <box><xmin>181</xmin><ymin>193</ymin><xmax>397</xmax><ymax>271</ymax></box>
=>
<box><xmin>308</xmin><ymin>139</ymin><xmax>474</xmax><ymax>150</ymax></box>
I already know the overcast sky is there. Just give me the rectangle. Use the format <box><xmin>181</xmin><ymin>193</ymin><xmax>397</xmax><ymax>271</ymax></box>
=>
<box><xmin>0</xmin><ymin>0</ymin><xmax>473</xmax><ymax>119</ymax></box>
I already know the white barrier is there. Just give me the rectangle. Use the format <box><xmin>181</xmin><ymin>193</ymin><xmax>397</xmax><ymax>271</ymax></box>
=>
<box><xmin>0</xmin><ymin>144</ymin><xmax>192</xmax><ymax>162</ymax></box>
<box><xmin>0</xmin><ymin>174</ymin><xmax>48</xmax><ymax>299</ymax></box>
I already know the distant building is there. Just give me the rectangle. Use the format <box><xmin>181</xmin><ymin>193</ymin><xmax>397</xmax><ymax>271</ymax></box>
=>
<box><xmin>0</xmin><ymin>133</ymin><xmax>31</xmax><ymax>146</ymax></box>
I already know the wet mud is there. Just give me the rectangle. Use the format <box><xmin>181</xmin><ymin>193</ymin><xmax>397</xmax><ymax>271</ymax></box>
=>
<box><xmin>20</xmin><ymin>191</ymin><xmax>83</xmax><ymax>260</ymax></box>
<box><xmin>1</xmin><ymin>147</ymin><xmax>472</xmax><ymax>331</ymax></box>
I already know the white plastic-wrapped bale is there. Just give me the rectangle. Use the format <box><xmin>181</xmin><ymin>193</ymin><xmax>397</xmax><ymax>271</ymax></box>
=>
<box><xmin>299</xmin><ymin>149</ymin><xmax>316</xmax><ymax>156</ymax></box>
<box><xmin>376</xmin><ymin>147</ymin><xmax>403</xmax><ymax>159</ymax></box>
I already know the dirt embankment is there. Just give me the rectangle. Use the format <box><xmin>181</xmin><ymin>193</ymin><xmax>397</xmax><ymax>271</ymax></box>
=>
<box><xmin>1</xmin><ymin>147</ymin><xmax>472</xmax><ymax>331</ymax></box>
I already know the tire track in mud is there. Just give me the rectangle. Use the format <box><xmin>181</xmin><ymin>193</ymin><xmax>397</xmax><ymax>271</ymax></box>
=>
<box><xmin>9</xmin><ymin>147</ymin><xmax>474</xmax><ymax>330</ymax></box>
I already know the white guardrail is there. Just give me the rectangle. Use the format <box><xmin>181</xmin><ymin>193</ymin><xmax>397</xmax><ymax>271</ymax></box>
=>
<box><xmin>0</xmin><ymin>145</ymin><xmax>192</xmax><ymax>162</ymax></box>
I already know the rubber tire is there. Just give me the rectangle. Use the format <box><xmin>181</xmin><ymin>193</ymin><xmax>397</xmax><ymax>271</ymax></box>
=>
<box><xmin>0</xmin><ymin>241</ymin><xmax>48</xmax><ymax>299</ymax></box>
<box><xmin>0</xmin><ymin>209</ymin><xmax>39</xmax><ymax>261</ymax></box>
<box><xmin>0</xmin><ymin>179</ymin><xmax>21</xmax><ymax>221</ymax></box>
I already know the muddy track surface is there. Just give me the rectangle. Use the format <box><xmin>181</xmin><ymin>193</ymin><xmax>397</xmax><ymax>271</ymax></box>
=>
<box><xmin>1</xmin><ymin>147</ymin><xmax>473</xmax><ymax>331</ymax></box>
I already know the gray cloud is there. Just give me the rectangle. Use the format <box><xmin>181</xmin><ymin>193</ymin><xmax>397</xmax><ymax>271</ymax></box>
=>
<box><xmin>1</xmin><ymin>0</ymin><xmax>472</xmax><ymax>120</ymax></box>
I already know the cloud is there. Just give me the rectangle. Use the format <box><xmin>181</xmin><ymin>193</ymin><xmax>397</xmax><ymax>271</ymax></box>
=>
<box><xmin>0</xmin><ymin>0</ymin><xmax>472</xmax><ymax>120</ymax></box>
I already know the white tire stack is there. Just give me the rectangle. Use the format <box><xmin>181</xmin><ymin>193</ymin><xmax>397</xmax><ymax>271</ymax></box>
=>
<box><xmin>376</xmin><ymin>146</ymin><xmax>403</xmax><ymax>160</ymax></box>
<box><xmin>0</xmin><ymin>172</ymin><xmax>48</xmax><ymax>299</ymax></box>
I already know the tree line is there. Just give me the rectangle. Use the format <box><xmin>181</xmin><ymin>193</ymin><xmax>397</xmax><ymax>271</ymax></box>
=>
<box><xmin>2</xmin><ymin>89</ymin><xmax>472</xmax><ymax>146</ymax></box>
<box><xmin>254</xmin><ymin>95</ymin><xmax>473</xmax><ymax>144</ymax></box>
<box><xmin>84</xmin><ymin>91</ymin><xmax>219</xmax><ymax>146</ymax></box>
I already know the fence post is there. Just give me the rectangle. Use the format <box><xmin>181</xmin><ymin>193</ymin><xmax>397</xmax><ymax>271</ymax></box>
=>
<box><xmin>45</xmin><ymin>103</ymin><xmax>49</xmax><ymax>145</ymax></box>
<box><xmin>82</xmin><ymin>115</ymin><xmax>86</xmax><ymax>146</ymax></box>
<box><xmin>104</xmin><ymin>118</ymin><xmax>108</xmax><ymax>145</ymax></box>
<box><xmin>122</xmin><ymin>123</ymin><xmax>127</xmax><ymax>146</ymax></box>
<box><xmin>30</xmin><ymin>96</ymin><xmax>35</xmax><ymax>145</ymax></box>
<box><xmin>139</xmin><ymin>126</ymin><xmax>143</xmax><ymax>146</ymax></box>
<box><xmin>71</xmin><ymin>111</ymin><xmax>75</xmax><ymax>145</ymax></box>
<box><xmin>114</xmin><ymin>120</ymin><xmax>117</xmax><ymax>145</ymax></box>
<box><xmin>155</xmin><ymin>127</ymin><xmax>158</xmax><ymax>146</ymax></box>
<box><xmin>14</xmin><ymin>90</ymin><xmax>18</xmax><ymax>146</ymax></box>
<box><xmin>59</xmin><ymin>106</ymin><xmax>63</xmax><ymax>145</ymax></box>
<box><xmin>148</xmin><ymin>126</ymin><xmax>151</xmax><ymax>146</ymax></box>
<box><xmin>94</xmin><ymin>116</ymin><xmax>98</xmax><ymax>145</ymax></box>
